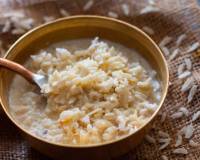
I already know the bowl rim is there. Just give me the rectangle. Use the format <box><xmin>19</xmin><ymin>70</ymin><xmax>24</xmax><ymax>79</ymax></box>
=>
<box><xmin>0</xmin><ymin>15</ymin><xmax>169</xmax><ymax>148</ymax></box>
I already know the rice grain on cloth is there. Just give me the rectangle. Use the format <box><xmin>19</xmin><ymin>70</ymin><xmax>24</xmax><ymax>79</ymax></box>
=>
<box><xmin>173</xmin><ymin>148</ymin><xmax>188</xmax><ymax>155</ymax></box>
<box><xmin>187</xmin><ymin>85</ymin><xmax>197</xmax><ymax>103</ymax></box>
<box><xmin>121</xmin><ymin>3</ymin><xmax>130</xmax><ymax>16</ymax></box>
<box><xmin>83</xmin><ymin>0</ymin><xmax>94</xmax><ymax>11</ymax></box>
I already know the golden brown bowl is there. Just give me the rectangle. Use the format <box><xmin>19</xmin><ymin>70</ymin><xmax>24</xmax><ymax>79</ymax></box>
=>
<box><xmin>0</xmin><ymin>15</ymin><xmax>169</xmax><ymax>160</ymax></box>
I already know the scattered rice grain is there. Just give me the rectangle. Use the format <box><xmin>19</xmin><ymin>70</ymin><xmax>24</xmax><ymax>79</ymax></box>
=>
<box><xmin>184</xmin><ymin>58</ymin><xmax>192</xmax><ymax>70</ymax></box>
<box><xmin>161</xmin><ymin>46</ymin><xmax>170</xmax><ymax>56</ymax></box>
<box><xmin>186</xmin><ymin>42</ymin><xmax>199</xmax><ymax>53</ymax></box>
<box><xmin>158</xmin><ymin>131</ymin><xmax>169</xmax><ymax>138</ymax></box>
<box><xmin>83</xmin><ymin>0</ymin><xmax>94</xmax><ymax>11</ymax></box>
<box><xmin>169</xmin><ymin>48</ymin><xmax>179</xmax><ymax>60</ymax></box>
<box><xmin>159</xmin><ymin>36</ymin><xmax>172</xmax><ymax>47</ymax></box>
<box><xmin>121</xmin><ymin>4</ymin><xmax>130</xmax><ymax>16</ymax></box>
<box><xmin>176</xmin><ymin>34</ymin><xmax>186</xmax><ymax>46</ymax></box>
<box><xmin>181</xmin><ymin>77</ymin><xmax>194</xmax><ymax>92</ymax></box>
<box><xmin>189</xmin><ymin>140</ymin><xmax>199</xmax><ymax>147</ymax></box>
<box><xmin>175</xmin><ymin>134</ymin><xmax>182</xmax><ymax>147</ymax></box>
<box><xmin>171</xmin><ymin>112</ymin><xmax>183</xmax><ymax>119</ymax></box>
<box><xmin>192</xmin><ymin>111</ymin><xmax>200</xmax><ymax>122</ymax></box>
<box><xmin>188</xmin><ymin>85</ymin><xmax>197</xmax><ymax>103</ymax></box>
<box><xmin>179</xmin><ymin>107</ymin><xmax>189</xmax><ymax>116</ymax></box>
<box><xmin>2</xmin><ymin>20</ymin><xmax>11</xmax><ymax>33</ymax></box>
<box><xmin>178</xmin><ymin>63</ymin><xmax>185</xmax><ymax>76</ymax></box>
<box><xmin>178</xmin><ymin>71</ymin><xmax>191</xmax><ymax>79</ymax></box>
<box><xmin>108</xmin><ymin>11</ymin><xmax>119</xmax><ymax>18</ymax></box>
<box><xmin>161</xmin><ymin>155</ymin><xmax>168</xmax><ymax>160</ymax></box>
<box><xmin>145</xmin><ymin>135</ymin><xmax>156</xmax><ymax>144</ymax></box>
<box><xmin>60</xmin><ymin>9</ymin><xmax>70</xmax><ymax>17</ymax></box>
<box><xmin>142</xmin><ymin>26</ymin><xmax>154</xmax><ymax>35</ymax></box>
<box><xmin>173</xmin><ymin>147</ymin><xmax>188</xmax><ymax>155</ymax></box>
<box><xmin>140</xmin><ymin>6</ymin><xmax>160</xmax><ymax>14</ymax></box>
<box><xmin>160</xmin><ymin>112</ymin><xmax>167</xmax><ymax>123</ymax></box>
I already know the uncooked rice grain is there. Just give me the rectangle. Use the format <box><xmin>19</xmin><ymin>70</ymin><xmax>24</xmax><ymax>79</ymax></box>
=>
<box><xmin>184</xmin><ymin>58</ymin><xmax>192</xmax><ymax>70</ymax></box>
<box><xmin>192</xmin><ymin>110</ymin><xmax>200</xmax><ymax>122</ymax></box>
<box><xmin>178</xmin><ymin>71</ymin><xmax>191</xmax><ymax>79</ymax></box>
<box><xmin>158</xmin><ymin>131</ymin><xmax>169</xmax><ymax>138</ymax></box>
<box><xmin>121</xmin><ymin>4</ymin><xmax>130</xmax><ymax>16</ymax></box>
<box><xmin>108</xmin><ymin>11</ymin><xmax>119</xmax><ymax>18</ymax></box>
<box><xmin>142</xmin><ymin>26</ymin><xmax>154</xmax><ymax>35</ymax></box>
<box><xmin>188</xmin><ymin>85</ymin><xmax>197</xmax><ymax>103</ymax></box>
<box><xmin>145</xmin><ymin>135</ymin><xmax>156</xmax><ymax>144</ymax></box>
<box><xmin>83</xmin><ymin>0</ymin><xmax>94</xmax><ymax>11</ymax></box>
<box><xmin>140</xmin><ymin>5</ymin><xmax>160</xmax><ymax>14</ymax></box>
<box><xmin>176</xmin><ymin>34</ymin><xmax>186</xmax><ymax>46</ymax></box>
<box><xmin>179</xmin><ymin>124</ymin><xmax>194</xmax><ymax>139</ymax></box>
<box><xmin>159</xmin><ymin>138</ymin><xmax>170</xmax><ymax>150</ymax></box>
<box><xmin>43</xmin><ymin>16</ymin><xmax>55</xmax><ymax>23</ymax></box>
<box><xmin>186</xmin><ymin>42</ymin><xmax>199</xmax><ymax>53</ymax></box>
<box><xmin>189</xmin><ymin>140</ymin><xmax>199</xmax><ymax>147</ymax></box>
<box><xmin>181</xmin><ymin>77</ymin><xmax>194</xmax><ymax>92</ymax></box>
<box><xmin>169</xmin><ymin>48</ymin><xmax>179</xmax><ymax>60</ymax></box>
<box><xmin>171</xmin><ymin>112</ymin><xmax>184</xmax><ymax>119</ymax></box>
<box><xmin>160</xmin><ymin>112</ymin><xmax>167</xmax><ymax>123</ymax></box>
<box><xmin>11</xmin><ymin>28</ymin><xmax>26</xmax><ymax>35</ymax></box>
<box><xmin>178</xmin><ymin>63</ymin><xmax>185</xmax><ymax>75</ymax></box>
<box><xmin>2</xmin><ymin>20</ymin><xmax>11</xmax><ymax>33</ymax></box>
<box><xmin>159</xmin><ymin>36</ymin><xmax>172</xmax><ymax>47</ymax></box>
<box><xmin>161</xmin><ymin>46</ymin><xmax>170</xmax><ymax>56</ymax></box>
<box><xmin>173</xmin><ymin>147</ymin><xmax>188</xmax><ymax>155</ymax></box>
<box><xmin>60</xmin><ymin>9</ymin><xmax>70</xmax><ymax>17</ymax></box>
<box><xmin>175</xmin><ymin>134</ymin><xmax>182</xmax><ymax>147</ymax></box>
<box><xmin>161</xmin><ymin>155</ymin><xmax>168</xmax><ymax>160</ymax></box>
<box><xmin>179</xmin><ymin>107</ymin><xmax>189</xmax><ymax>116</ymax></box>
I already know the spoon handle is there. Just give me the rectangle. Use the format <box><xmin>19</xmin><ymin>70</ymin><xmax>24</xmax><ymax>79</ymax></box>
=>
<box><xmin>0</xmin><ymin>58</ymin><xmax>35</xmax><ymax>83</ymax></box>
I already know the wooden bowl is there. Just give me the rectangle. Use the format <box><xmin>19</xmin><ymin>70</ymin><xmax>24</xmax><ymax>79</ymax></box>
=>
<box><xmin>0</xmin><ymin>15</ymin><xmax>169</xmax><ymax>160</ymax></box>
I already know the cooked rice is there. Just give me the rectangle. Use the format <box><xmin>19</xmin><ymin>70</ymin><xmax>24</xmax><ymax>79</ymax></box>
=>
<box><xmin>192</xmin><ymin>111</ymin><xmax>200</xmax><ymax>122</ymax></box>
<box><xmin>140</xmin><ymin>6</ymin><xmax>160</xmax><ymax>14</ymax></box>
<box><xmin>121</xmin><ymin>4</ymin><xmax>130</xmax><ymax>16</ymax></box>
<box><xmin>173</xmin><ymin>147</ymin><xmax>188</xmax><ymax>155</ymax></box>
<box><xmin>175</xmin><ymin>134</ymin><xmax>182</xmax><ymax>147</ymax></box>
<box><xmin>108</xmin><ymin>11</ymin><xmax>119</xmax><ymax>18</ymax></box>
<box><xmin>187</xmin><ymin>85</ymin><xmax>197</xmax><ymax>103</ymax></box>
<box><xmin>83</xmin><ymin>0</ymin><xmax>94</xmax><ymax>11</ymax></box>
<box><xmin>142</xmin><ymin>26</ymin><xmax>154</xmax><ymax>35</ymax></box>
<box><xmin>184</xmin><ymin>58</ymin><xmax>192</xmax><ymax>70</ymax></box>
<box><xmin>176</xmin><ymin>34</ymin><xmax>186</xmax><ymax>46</ymax></box>
<box><xmin>181</xmin><ymin>77</ymin><xmax>194</xmax><ymax>92</ymax></box>
<box><xmin>9</xmin><ymin>38</ymin><xmax>161</xmax><ymax>145</ymax></box>
<box><xmin>178</xmin><ymin>71</ymin><xmax>191</xmax><ymax>79</ymax></box>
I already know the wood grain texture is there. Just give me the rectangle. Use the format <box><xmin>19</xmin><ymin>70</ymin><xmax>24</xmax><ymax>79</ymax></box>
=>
<box><xmin>0</xmin><ymin>0</ymin><xmax>200</xmax><ymax>160</ymax></box>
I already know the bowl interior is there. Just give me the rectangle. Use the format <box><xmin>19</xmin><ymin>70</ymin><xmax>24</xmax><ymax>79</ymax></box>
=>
<box><xmin>0</xmin><ymin>16</ymin><xmax>168</xmax><ymax>146</ymax></box>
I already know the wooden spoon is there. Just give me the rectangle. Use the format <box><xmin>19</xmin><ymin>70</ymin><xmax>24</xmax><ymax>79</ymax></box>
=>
<box><xmin>0</xmin><ymin>58</ymin><xmax>47</xmax><ymax>89</ymax></box>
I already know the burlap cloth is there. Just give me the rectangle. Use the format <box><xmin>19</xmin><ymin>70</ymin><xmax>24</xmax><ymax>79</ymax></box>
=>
<box><xmin>0</xmin><ymin>0</ymin><xmax>200</xmax><ymax>159</ymax></box>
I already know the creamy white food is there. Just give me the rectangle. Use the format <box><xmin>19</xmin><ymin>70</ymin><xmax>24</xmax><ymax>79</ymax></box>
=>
<box><xmin>9</xmin><ymin>38</ymin><xmax>161</xmax><ymax>145</ymax></box>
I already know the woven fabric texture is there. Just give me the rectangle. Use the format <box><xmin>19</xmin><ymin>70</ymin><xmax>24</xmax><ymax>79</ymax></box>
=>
<box><xmin>0</xmin><ymin>0</ymin><xmax>199</xmax><ymax>159</ymax></box>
